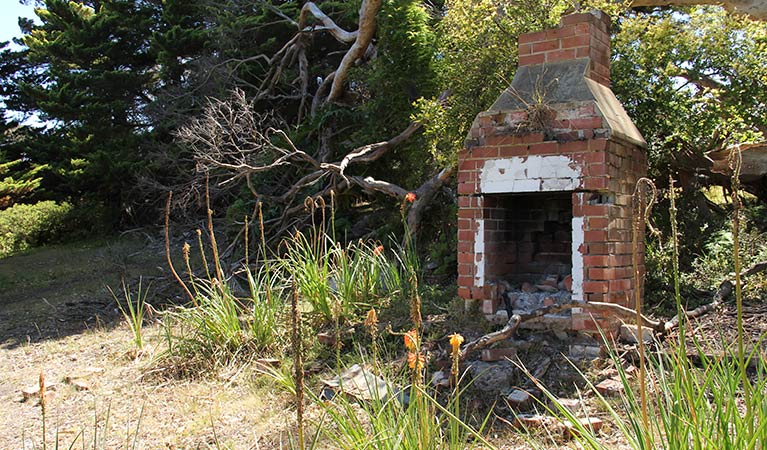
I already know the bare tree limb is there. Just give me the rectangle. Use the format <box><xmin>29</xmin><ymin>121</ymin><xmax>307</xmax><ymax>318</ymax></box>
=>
<box><xmin>407</xmin><ymin>167</ymin><xmax>455</xmax><ymax>234</ymax></box>
<box><xmin>326</xmin><ymin>0</ymin><xmax>383</xmax><ymax>103</ymax></box>
<box><xmin>339</xmin><ymin>122</ymin><xmax>423</xmax><ymax>174</ymax></box>
<box><xmin>347</xmin><ymin>176</ymin><xmax>410</xmax><ymax>198</ymax></box>
<box><xmin>298</xmin><ymin>2</ymin><xmax>358</xmax><ymax>43</ymax></box>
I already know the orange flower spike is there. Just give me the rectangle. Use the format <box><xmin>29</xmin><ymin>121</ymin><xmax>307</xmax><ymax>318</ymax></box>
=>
<box><xmin>405</xmin><ymin>192</ymin><xmax>416</xmax><ymax>203</ymax></box>
<box><xmin>404</xmin><ymin>329</ymin><xmax>419</xmax><ymax>351</ymax></box>
<box><xmin>364</xmin><ymin>308</ymin><xmax>378</xmax><ymax>328</ymax></box>
<box><xmin>449</xmin><ymin>333</ymin><xmax>464</xmax><ymax>357</ymax></box>
<box><xmin>407</xmin><ymin>352</ymin><xmax>425</xmax><ymax>371</ymax></box>
<box><xmin>373</xmin><ymin>245</ymin><xmax>384</xmax><ymax>256</ymax></box>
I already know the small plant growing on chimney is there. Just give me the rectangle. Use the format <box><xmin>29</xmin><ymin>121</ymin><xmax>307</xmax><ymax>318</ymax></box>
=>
<box><xmin>506</xmin><ymin>68</ymin><xmax>558</xmax><ymax>135</ymax></box>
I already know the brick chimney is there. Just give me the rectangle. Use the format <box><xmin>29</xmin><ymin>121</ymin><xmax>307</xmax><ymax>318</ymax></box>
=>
<box><xmin>518</xmin><ymin>11</ymin><xmax>611</xmax><ymax>87</ymax></box>
<box><xmin>457</xmin><ymin>10</ymin><xmax>648</xmax><ymax>335</ymax></box>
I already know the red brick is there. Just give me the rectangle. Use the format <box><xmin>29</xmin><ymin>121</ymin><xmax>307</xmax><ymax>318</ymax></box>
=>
<box><xmin>609</xmin><ymin>255</ymin><xmax>632</xmax><ymax>266</ymax></box>
<box><xmin>532</xmin><ymin>40</ymin><xmax>559</xmax><ymax>53</ymax></box>
<box><xmin>608</xmin><ymin>292</ymin><xmax>632</xmax><ymax>307</ymax></box>
<box><xmin>584</xmin><ymin>230</ymin><xmax>607</xmax><ymax>242</ymax></box>
<box><xmin>609</xmin><ymin>279</ymin><xmax>632</xmax><ymax>291</ymax></box>
<box><xmin>584</xmin><ymin>177</ymin><xmax>608</xmax><ymax>190</ymax></box>
<box><xmin>561</xmin><ymin>34</ymin><xmax>591</xmax><ymax>49</ymax></box>
<box><xmin>584</xmin><ymin>151</ymin><xmax>606</xmax><ymax>163</ymax></box>
<box><xmin>457</xmin><ymin>252</ymin><xmax>474</xmax><ymax>264</ymax></box>
<box><xmin>581</xmin><ymin>205</ymin><xmax>609</xmax><ymax>216</ymax></box>
<box><xmin>470</xmin><ymin>287</ymin><xmax>484</xmax><ymax>299</ymax></box>
<box><xmin>587</xmin><ymin>217</ymin><xmax>609</xmax><ymax>229</ymax></box>
<box><xmin>499</xmin><ymin>145</ymin><xmax>528</xmax><ymax>158</ymax></box>
<box><xmin>457</xmin><ymin>241</ymin><xmax>471</xmax><ymax>253</ymax></box>
<box><xmin>562</xmin><ymin>13</ymin><xmax>596</xmax><ymax>26</ymax></box>
<box><xmin>519</xmin><ymin>54</ymin><xmax>545</xmax><ymax>66</ymax></box>
<box><xmin>459</xmin><ymin>159</ymin><xmax>478</xmax><ymax>171</ymax></box>
<box><xmin>546</xmin><ymin>48</ymin><xmax>576</xmax><ymax>62</ymax></box>
<box><xmin>547</xmin><ymin>24</ymin><xmax>575</xmax><ymax>39</ymax></box>
<box><xmin>608</xmin><ymin>229</ymin><xmax>629</xmax><ymax>242</ymax></box>
<box><xmin>588</xmin><ymin>243</ymin><xmax>608</xmax><ymax>254</ymax></box>
<box><xmin>560</xmin><ymin>140</ymin><xmax>589</xmax><ymax>153</ymax></box>
<box><xmin>574</xmin><ymin>22</ymin><xmax>592</xmax><ymax>34</ymax></box>
<box><xmin>457</xmin><ymin>208</ymin><xmax>479</xmax><ymax>219</ymax></box>
<box><xmin>472</xmin><ymin>147</ymin><xmax>499</xmax><ymax>158</ymax></box>
<box><xmin>457</xmin><ymin>287</ymin><xmax>470</xmax><ymax>299</ymax></box>
<box><xmin>588</xmin><ymin>164</ymin><xmax>609</xmax><ymax>178</ymax></box>
<box><xmin>586</xmin><ymin>293</ymin><xmax>605</xmax><ymax>303</ymax></box>
<box><xmin>486</xmin><ymin>134</ymin><xmax>528</xmax><ymax>146</ymax></box>
<box><xmin>457</xmin><ymin>183</ymin><xmax>476</xmax><ymax>195</ymax></box>
<box><xmin>528</xmin><ymin>142</ymin><xmax>558</xmax><ymax>155</ymax></box>
<box><xmin>519</xmin><ymin>43</ymin><xmax>532</xmax><ymax>56</ymax></box>
<box><xmin>458</xmin><ymin>230</ymin><xmax>474</xmax><ymax>242</ymax></box>
<box><xmin>583</xmin><ymin>255</ymin><xmax>609</xmax><ymax>267</ymax></box>
<box><xmin>519</xmin><ymin>30</ymin><xmax>548</xmax><ymax>45</ymax></box>
<box><xmin>589</xmin><ymin>268</ymin><xmax>615</xmax><ymax>280</ymax></box>
<box><xmin>570</xmin><ymin>117</ymin><xmax>604</xmax><ymax>129</ymax></box>
<box><xmin>457</xmin><ymin>275</ymin><xmax>473</xmax><ymax>287</ymax></box>
<box><xmin>611</xmin><ymin>242</ymin><xmax>633</xmax><ymax>254</ymax></box>
<box><xmin>583</xmin><ymin>281</ymin><xmax>608</xmax><ymax>293</ymax></box>
<box><xmin>576</xmin><ymin>46</ymin><xmax>590</xmax><ymax>58</ymax></box>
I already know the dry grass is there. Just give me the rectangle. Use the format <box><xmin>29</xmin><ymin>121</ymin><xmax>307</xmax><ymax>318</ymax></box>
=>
<box><xmin>0</xmin><ymin>236</ymin><xmax>295</xmax><ymax>449</ymax></box>
<box><xmin>0</xmin><ymin>321</ymin><xmax>298</xmax><ymax>449</ymax></box>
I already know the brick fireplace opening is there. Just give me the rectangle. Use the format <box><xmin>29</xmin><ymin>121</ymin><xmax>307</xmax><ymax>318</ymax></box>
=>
<box><xmin>482</xmin><ymin>192</ymin><xmax>572</xmax><ymax>285</ymax></box>
<box><xmin>457</xmin><ymin>10</ymin><xmax>648</xmax><ymax>332</ymax></box>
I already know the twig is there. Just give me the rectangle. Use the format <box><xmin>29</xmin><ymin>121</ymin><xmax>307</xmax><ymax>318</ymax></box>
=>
<box><xmin>164</xmin><ymin>192</ymin><xmax>196</xmax><ymax>304</ymax></box>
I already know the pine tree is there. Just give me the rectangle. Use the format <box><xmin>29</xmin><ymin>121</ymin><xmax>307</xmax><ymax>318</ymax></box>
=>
<box><xmin>20</xmin><ymin>0</ymin><xmax>157</xmax><ymax>216</ymax></box>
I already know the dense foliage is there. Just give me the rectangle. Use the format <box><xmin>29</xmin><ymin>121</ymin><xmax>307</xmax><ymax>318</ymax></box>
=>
<box><xmin>1</xmin><ymin>1</ymin><xmax>766</xmax><ymax>267</ymax></box>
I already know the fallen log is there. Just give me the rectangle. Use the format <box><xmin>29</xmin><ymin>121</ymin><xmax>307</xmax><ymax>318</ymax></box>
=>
<box><xmin>664</xmin><ymin>259</ymin><xmax>767</xmax><ymax>332</ymax></box>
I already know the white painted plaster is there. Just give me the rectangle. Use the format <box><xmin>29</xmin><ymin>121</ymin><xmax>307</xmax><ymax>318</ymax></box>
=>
<box><xmin>571</xmin><ymin>216</ymin><xmax>585</xmax><ymax>301</ymax></box>
<box><xmin>474</xmin><ymin>219</ymin><xmax>485</xmax><ymax>287</ymax></box>
<box><xmin>479</xmin><ymin>155</ymin><xmax>582</xmax><ymax>194</ymax></box>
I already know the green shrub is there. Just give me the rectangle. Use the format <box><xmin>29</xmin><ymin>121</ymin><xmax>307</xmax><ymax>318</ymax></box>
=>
<box><xmin>0</xmin><ymin>200</ymin><xmax>73</xmax><ymax>258</ymax></box>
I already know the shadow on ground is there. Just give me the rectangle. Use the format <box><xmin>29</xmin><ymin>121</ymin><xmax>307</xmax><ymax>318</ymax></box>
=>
<box><xmin>0</xmin><ymin>232</ymin><xmax>171</xmax><ymax>349</ymax></box>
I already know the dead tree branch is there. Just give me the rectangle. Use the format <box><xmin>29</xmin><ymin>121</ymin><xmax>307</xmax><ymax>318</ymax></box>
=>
<box><xmin>298</xmin><ymin>2</ymin><xmax>358</xmax><ymax>43</ymax></box>
<box><xmin>664</xmin><ymin>259</ymin><xmax>767</xmax><ymax>332</ymax></box>
<box><xmin>326</xmin><ymin>0</ymin><xmax>382</xmax><ymax>103</ymax></box>
<box><xmin>180</xmin><ymin>88</ymin><xmax>454</xmax><ymax>239</ymax></box>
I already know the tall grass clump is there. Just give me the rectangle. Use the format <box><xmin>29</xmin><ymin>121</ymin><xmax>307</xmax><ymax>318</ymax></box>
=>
<box><xmin>539</xmin><ymin>170</ymin><xmax>767</xmax><ymax>450</ymax></box>
<box><xmin>263</xmin><ymin>340</ymin><xmax>493</xmax><ymax>450</ymax></box>
<box><xmin>109</xmin><ymin>278</ymin><xmax>149</xmax><ymax>350</ymax></box>
<box><xmin>313</xmin><ymin>380</ymin><xmax>493</xmax><ymax>450</ymax></box>
<box><xmin>278</xmin><ymin>225</ymin><xmax>403</xmax><ymax>325</ymax></box>
<box><xmin>159</xmin><ymin>193</ymin><xmax>286</xmax><ymax>374</ymax></box>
